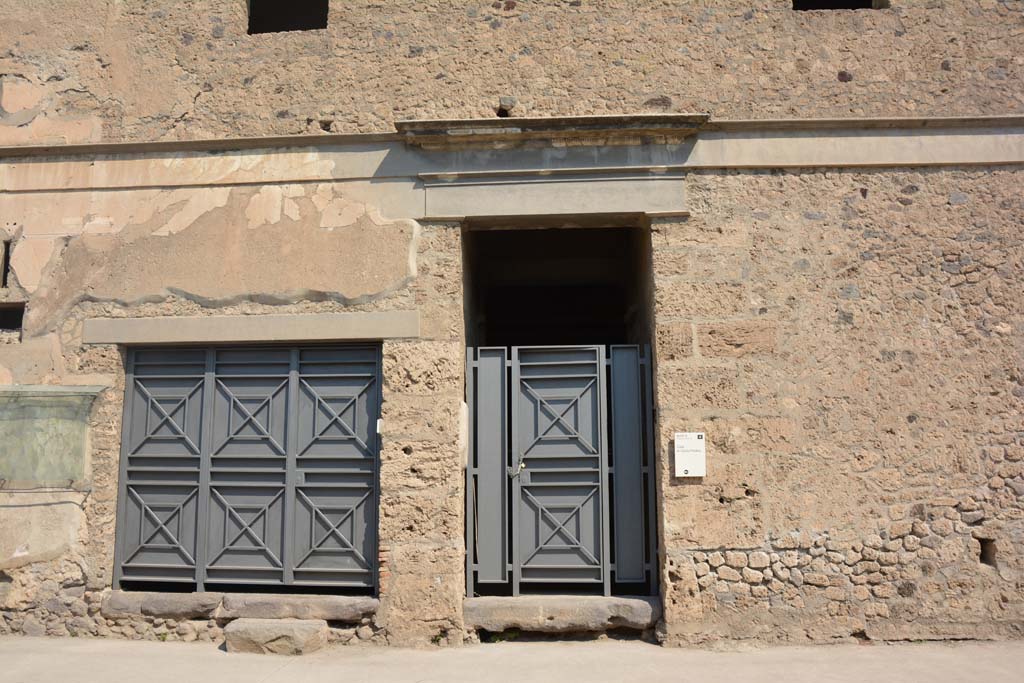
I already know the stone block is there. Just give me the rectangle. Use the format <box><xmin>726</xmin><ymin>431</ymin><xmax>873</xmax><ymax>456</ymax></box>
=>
<box><xmin>223</xmin><ymin>619</ymin><xmax>329</xmax><ymax>655</ymax></box>
<box><xmin>656</xmin><ymin>322</ymin><xmax>693</xmax><ymax>360</ymax></box>
<box><xmin>657</xmin><ymin>366</ymin><xmax>741</xmax><ymax>410</ymax></box>
<box><xmin>742</xmin><ymin>567</ymin><xmax>764</xmax><ymax>584</ymax></box>
<box><xmin>718</xmin><ymin>566</ymin><xmax>742</xmax><ymax>582</ymax></box>
<box><xmin>101</xmin><ymin>591</ymin><xmax>225</xmax><ymax>619</ymax></box>
<box><xmin>697</xmin><ymin>321</ymin><xmax>777</xmax><ymax>357</ymax></box>
<box><xmin>219</xmin><ymin>594</ymin><xmax>378</xmax><ymax>622</ymax></box>
<box><xmin>462</xmin><ymin>596</ymin><xmax>660</xmax><ymax>633</ymax></box>
<box><xmin>748</xmin><ymin>551</ymin><xmax>770</xmax><ymax>569</ymax></box>
<box><xmin>804</xmin><ymin>573</ymin><xmax>830</xmax><ymax>587</ymax></box>
<box><xmin>725</xmin><ymin>551</ymin><xmax>748</xmax><ymax>568</ymax></box>
<box><xmin>139</xmin><ymin>592</ymin><xmax>223</xmax><ymax>619</ymax></box>
<box><xmin>99</xmin><ymin>591</ymin><xmax>143</xmax><ymax>618</ymax></box>
<box><xmin>654</xmin><ymin>281</ymin><xmax>748</xmax><ymax>318</ymax></box>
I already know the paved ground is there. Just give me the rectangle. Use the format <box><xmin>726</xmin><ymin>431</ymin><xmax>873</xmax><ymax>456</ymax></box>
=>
<box><xmin>2</xmin><ymin>636</ymin><xmax>1023</xmax><ymax>683</ymax></box>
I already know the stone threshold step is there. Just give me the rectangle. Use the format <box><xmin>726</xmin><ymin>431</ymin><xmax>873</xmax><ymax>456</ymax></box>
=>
<box><xmin>224</xmin><ymin>619</ymin><xmax>328</xmax><ymax>655</ymax></box>
<box><xmin>100</xmin><ymin>590</ymin><xmax>378</xmax><ymax>622</ymax></box>
<box><xmin>463</xmin><ymin>595</ymin><xmax>661</xmax><ymax>633</ymax></box>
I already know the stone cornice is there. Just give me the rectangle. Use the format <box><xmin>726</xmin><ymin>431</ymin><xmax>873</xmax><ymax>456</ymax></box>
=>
<box><xmin>394</xmin><ymin>114</ymin><xmax>711</xmax><ymax>149</ymax></box>
<box><xmin>2</xmin><ymin>115</ymin><xmax>1022</xmax><ymax>160</ymax></box>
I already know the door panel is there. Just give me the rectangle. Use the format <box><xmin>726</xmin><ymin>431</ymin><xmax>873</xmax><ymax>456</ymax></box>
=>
<box><xmin>114</xmin><ymin>345</ymin><xmax>381</xmax><ymax>592</ymax></box>
<box><xmin>467</xmin><ymin>344</ymin><xmax>656</xmax><ymax>597</ymax></box>
<box><xmin>513</xmin><ymin>346</ymin><xmax>607</xmax><ymax>591</ymax></box>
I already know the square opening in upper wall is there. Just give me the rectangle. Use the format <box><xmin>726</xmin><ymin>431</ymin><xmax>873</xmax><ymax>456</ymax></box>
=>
<box><xmin>248</xmin><ymin>0</ymin><xmax>329</xmax><ymax>35</ymax></box>
<box><xmin>0</xmin><ymin>303</ymin><xmax>25</xmax><ymax>334</ymax></box>
<box><xmin>793</xmin><ymin>0</ymin><xmax>888</xmax><ymax>9</ymax></box>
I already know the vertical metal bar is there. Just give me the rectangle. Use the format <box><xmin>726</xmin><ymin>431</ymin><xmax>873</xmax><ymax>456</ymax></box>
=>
<box><xmin>642</xmin><ymin>344</ymin><xmax>659</xmax><ymax>596</ymax></box>
<box><xmin>194</xmin><ymin>348</ymin><xmax>217</xmax><ymax>592</ymax></box>
<box><xmin>282</xmin><ymin>348</ymin><xmax>300</xmax><ymax>585</ymax></box>
<box><xmin>474</xmin><ymin>348</ymin><xmax>508</xmax><ymax>585</ymax></box>
<box><xmin>372</xmin><ymin>344</ymin><xmax>383</xmax><ymax>594</ymax></box>
<box><xmin>609</xmin><ymin>345</ymin><xmax>646</xmax><ymax>583</ymax></box>
<box><xmin>598</xmin><ymin>345</ymin><xmax>612</xmax><ymax>596</ymax></box>
<box><xmin>510</xmin><ymin>347</ymin><xmax>522</xmax><ymax>597</ymax></box>
<box><xmin>111</xmin><ymin>348</ymin><xmax>136</xmax><ymax>589</ymax></box>
<box><xmin>465</xmin><ymin>347</ymin><xmax>475</xmax><ymax>597</ymax></box>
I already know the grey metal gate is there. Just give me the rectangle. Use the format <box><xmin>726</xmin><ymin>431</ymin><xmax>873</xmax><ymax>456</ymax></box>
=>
<box><xmin>466</xmin><ymin>345</ymin><xmax>656</xmax><ymax>596</ymax></box>
<box><xmin>113</xmin><ymin>345</ymin><xmax>381</xmax><ymax>591</ymax></box>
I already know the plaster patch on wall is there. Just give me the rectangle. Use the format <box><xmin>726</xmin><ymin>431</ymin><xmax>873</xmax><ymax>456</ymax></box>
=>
<box><xmin>0</xmin><ymin>75</ymin><xmax>45</xmax><ymax>114</ymax></box>
<box><xmin>244</xmin><ymin>184</ymin><xmax>304</xmax><ymax>229</ymax></box>
<box><xmin>9</xmin><ymin>236</ymin><xmax>56</xmax><ymax>292</ymax></box>
<box><xmin>0</xmin><ymin>113</ymin><xmax>103</xmax><ymax>147</ymax></box>
<box><xmin>152</xmin><ymin>187</ymin><xmax>234</xmax><ymax>237</ymax></box>
<box><xmin>0</xmin><ymin>491</ymin><xmax>87</xmax><ymax>572</ymax></box>
<box><xmin>22</xmin><ymin>187</ymin><xmax>419</xmax><ymax>334</ymax></box>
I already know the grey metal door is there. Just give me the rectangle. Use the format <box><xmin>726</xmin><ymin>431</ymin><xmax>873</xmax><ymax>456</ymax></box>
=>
<box><xmin>113</xmin><ymin>345</ymin><xmax>381</xmax><ymax>591</ymax></box>
<box><xmin>466</xmin><ymin>345</ymin><xmax>656</xmax><ymax>596</ymax></box>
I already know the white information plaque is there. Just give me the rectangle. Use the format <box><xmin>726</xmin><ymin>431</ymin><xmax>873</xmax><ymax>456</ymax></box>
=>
<box><xmin>673</xmin><ymin>432</ymin><xmax>706</xmax><ymax>478</ymax></box>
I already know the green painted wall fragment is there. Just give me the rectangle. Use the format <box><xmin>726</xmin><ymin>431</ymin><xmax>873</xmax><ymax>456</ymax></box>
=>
<box><xmin>0</xmin><ymin>385</ymin><xmax>105</xmax><ymax>488</ymax></box>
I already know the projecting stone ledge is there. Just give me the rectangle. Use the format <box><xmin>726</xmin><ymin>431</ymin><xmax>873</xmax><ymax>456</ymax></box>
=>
<box><xmin>463</xmin><ymin>596</ymin><xmax>661</xmax><ymax>633</ymax></box>
<box><xmin>223</xmin><ymin>619</ymin><xmax>328</xmax><ymax>655</ymax></box>
<box><xmin>101</xmin><ymin>591</ymin><xmax>224</xmax><ymax>619</ymax></box>
<box><xmin>100</xmin><ymin>590</ymin><xmax>378</xmax><ymax>623</ymax></box>
<box><xmin>219</xmin><ymin>594</ymin><xmax>378</xmax><ymax>621</ymax></box>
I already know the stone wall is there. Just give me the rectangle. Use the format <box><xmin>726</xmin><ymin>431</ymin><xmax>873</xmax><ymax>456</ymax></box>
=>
<box><xmin>0</xmin><ymin>182</ymin><xmax>467</xmax><ymax>645</ymax></box>
<box><xmin>1</xmin><ymin>0</ymin><xmax>1022</xmax><ymax>146</ymax></box>
<box><xmin>653</xmin><ymin>168</ymin><xmax>1024</xmax><ymax>645</ymax></box>
<box><xmin>1</xmin><ymin>143</ymin><xmax>1022</xmax><ymax>647</ymax></box>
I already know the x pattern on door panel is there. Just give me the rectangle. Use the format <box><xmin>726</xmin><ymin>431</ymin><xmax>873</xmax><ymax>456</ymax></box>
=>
<box><xmin>466</xmin><ymin>345</ymin><xmax>657</xmax><ymax>597</ymax></box>
<box><xmin>115</xmin><ymin>346</ymin><xmax>381</xmax><ymax>591</ymax></box>
<box><xmin>515</xmin><ymin>347</ymin><xmax>606</xmax><ymax>588</ymax></box>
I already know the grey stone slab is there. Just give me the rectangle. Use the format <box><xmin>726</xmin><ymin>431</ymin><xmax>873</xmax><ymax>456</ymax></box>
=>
<box><xmin>219</xmin><ymin>594</ymin><xmax>378</xmax><ymax>622</ymax></box>
<box><xmin>99</xmin><ymin>590</ymin><xmax>144</xmax><ymax>618</ymax></box>
<box><xmin>423</xmin><ymin>173</ymin><xmax>688</xmax><ymax>220</ymax></box>
<box><xmin>98</xmin><ymin>591</ymin><xmax>225</xmax><ymax>619</ymax></box>
<box><xmin>463</xmin><ymin>596</ymin><xmax>661</xmax><ymax>633</ymax></box>
<box><xmin>82</xmin><ymin>311</ymin><xmax>419</xmax><ymax>345</ymax></box>
<box><xmin>223</xmin><ymin>618</ymin><xmax>328</xmax><ymax>655</ymax></box>
<box><xmin>140</xmin><ymin>592</ymin><xmax>223</xmax><ymax>619</ymax></box>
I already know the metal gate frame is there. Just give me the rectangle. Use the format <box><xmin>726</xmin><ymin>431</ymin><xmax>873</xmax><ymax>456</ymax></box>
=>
<box><xmin>465</xmin><ymin>344</ymin><xmax>657</xmax><ymax>597</ymax></box>
<box><xmin>112</xmin><ymin>345</ymin><xmax>382</xmax><ymax>592</ymax></box>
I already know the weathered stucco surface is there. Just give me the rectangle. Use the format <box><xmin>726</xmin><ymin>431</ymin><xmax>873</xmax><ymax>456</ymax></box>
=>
<box><xmin>22</xmin><ymin>185</ymin><xmax>417</xmax><ymax>335</ymax></box>
<box><xmin>0</xmin><ymin>208</ymin><xmax>464</xmax><ymax>645</ymax></box>
<box><xmin>0</xmin><ymin>1</ymin><xmax>1023</xmax><ymax>146</ymax></box>
<box><xmin>2</xmin><ymin>156</ymin><xmax>1021</xmax><ymax>648</ymax></box>
<box><xmin>0</xmin><ymin>0</ymin><xmax>1022</xmax><ymax>654</ymax></box>
<box><xmin>653</xmin><ymin>168</ymin><xmax>1024</xmax><ymax>644</ymax></box>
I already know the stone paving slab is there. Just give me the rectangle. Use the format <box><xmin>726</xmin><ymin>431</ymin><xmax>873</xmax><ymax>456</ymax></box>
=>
<box><xmin>2</xmin><ymin>637</ymin><xmax>1023</xmax><ymax>683</ymax></box>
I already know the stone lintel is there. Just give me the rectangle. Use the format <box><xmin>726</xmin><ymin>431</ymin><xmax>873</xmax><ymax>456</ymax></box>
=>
<box><xmin>81</xmin><ymin>311</ymin><xmax>420</xmax><ymax>345</ymax></box>
<box><xmin>463</xmin><ymin>596</ymin><xmax>661</xmax><ymax>633</ymax></box>
<box><xmin>423</xmin><ymin>173</ymin><xmax>688</xmax><ymax>221</ymax></box>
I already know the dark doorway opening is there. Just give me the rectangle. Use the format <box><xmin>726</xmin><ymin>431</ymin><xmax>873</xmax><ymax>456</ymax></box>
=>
<box><xmin>463</xmin><ymin>223</ymin><xmax>658</xmax><ymax>599</ymax></box>
<box><xmin>463</xmin><ymin>225</ymin><xmax>653</xmax><ymax>347</ymax></box>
